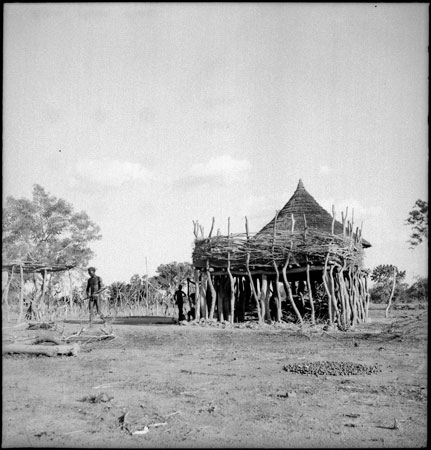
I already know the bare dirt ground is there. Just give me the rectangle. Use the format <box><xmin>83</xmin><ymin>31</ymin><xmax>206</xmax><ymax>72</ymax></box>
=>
<box><xmin>2</xmin><ymin>306</ymin><xmax>427</xmax><ymax>448</ymax></box>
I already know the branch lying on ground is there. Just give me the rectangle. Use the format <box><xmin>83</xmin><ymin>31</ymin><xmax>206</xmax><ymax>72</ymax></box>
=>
<box><xmin>2</xmin><ymin>342</ymin><xmax>80</xmax><ymax>357</ymax></box>
<box><xmin>63</xmin><ymin>325</ymin><xmax>115</xmax><ymax>344</ymax></box>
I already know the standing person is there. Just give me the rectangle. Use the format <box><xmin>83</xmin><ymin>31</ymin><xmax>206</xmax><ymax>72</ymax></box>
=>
<box><xmin>174</xmin><ymin>284</ymin><xmax>186</xmax><ymax>321</ymax></box>
<box><xmin>86</xmin><ymin>267</ymin><xmax>105</xmax><ymax>326</ymax></box>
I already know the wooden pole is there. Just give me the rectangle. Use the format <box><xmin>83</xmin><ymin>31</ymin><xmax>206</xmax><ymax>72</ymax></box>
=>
<box><xmin>17</xmin><ymin>264</ymin><xmax>24</xmax><ymax>323</ymax></box>
<box><xmin>322</xmin><ymin>255</ymin><xmax>334</xmax><ymax>325</ymax></box>
<box><xmin>331</xmin><ymin>205</ymin><xmax>336</xmax><ymax>235</ymax></box>
<box><xmin>306</xmin><ymin>263</ymin><xmax>315</xmax><ymax>325</ymax></box>
<box><xmin>227</xmin><ymin>254</ymin><xmax>235</xmax><ymax>324</ymax></box>
<box><xmin>272</xmin><ymin>210</ymin><xmax>281</xmax><ymax>322</ymax></box>
<box><xmin>41</xmin><ymin>269</ymin><xmax>47</xmax><ymax>306</ymax></box>
<box><xmin>194</xmin><ymin>269</ymin><xmax>201</xmax><ymax>321</ymax></box>
<box><xmin>329</xmin><ymin>264</ymin><xmax>339</xmax><ymax>323</ymax></box>
<box><xmin>341</xmin><ymin>211</ymin><xmax>346</xmax><ymax>237</ymax></box>
<box><xmin>207</xmin><ymin>262</ymin><xmax>217</xmax><ymax>319</ymax></box>
<box><xmin>246</xmin><ymin>253</ymin><xmax>262</xmax><ymax>323</ymax></box>
<box><xmin>282</xmin><ymin>255</ymin><xmax>303</xmax><ymax>325</ymax></box>
<box><xmin>208</xmin><ymin>217</ymin><xmax>215</xmax><ymax>238</ymax></box>
<box><xmin>145</xmin><ymin>257</ymin><xmax>149</xmax><ymax>304</ymax></box>
<box><xmin>273</xmin><ymin>262</ymin><xmax>282</xmax><ymax>322</ymax></box>
<box><xmin>200</xmin><ymin>272</ymin><xmax>208</xmax><ymax>319</ymax></box>
<box><xmin>193</xmin><ymin>220</ymin><xmax>199</xmax><ymax>239</ymax></box>
<box><xmin>217</xmin><ymin>276</ymin><xmax>224</xmax><ymax>322</ymax></box>
<box><xmin>259</xmin><ymin>275</ymin><xmax>270</xmax><ymax>322</ymax></box>
<box><xmin>2</xmin><ymin>266</ymin><xmax>15</xmax><ymax>323</ymax></box>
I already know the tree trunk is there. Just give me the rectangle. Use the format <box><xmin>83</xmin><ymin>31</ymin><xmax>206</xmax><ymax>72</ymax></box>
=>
<box><xmin>385</xmin><ymin>267</ymin><xmax>397</xmax><ymax>318</ymax></box>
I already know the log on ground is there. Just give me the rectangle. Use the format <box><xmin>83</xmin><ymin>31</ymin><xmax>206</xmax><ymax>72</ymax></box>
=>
<box><xmin>2</xmin><ymin>343</ymin><xmax>80</xmax><ymax>357</ymax></box>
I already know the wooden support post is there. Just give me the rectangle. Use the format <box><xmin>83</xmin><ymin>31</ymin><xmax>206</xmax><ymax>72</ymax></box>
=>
<box><xmin>200</xmin><ymin>272</ymin><xmax>208</xmax><ymax>319</ymax></box>
<box><xmin>41</xmin><ymin>269</ymin><xmax>47</xmax><ymax>307</ymax></box>
<box><xmin>282</xmin><ymin>255</ymin><xmax>303</xmax><ymax>325</ymax></box>
<box><xmin>227</xmin><ymin>254</ymin><xmax>235</xmax><ymax>324</ymax></box>
<box><xmin>328</xmin><ymin>285</ymin><xmax>333</xmax><ymax>324</ymax></box>
<box><xmin>329</xmin><ymin>264</ymin><xmax>339</xmax><ymax>323</ymax></box>
<box><xmin>194</xmin><ymin>269</ymin><xmax>201</xmax><ymax>321</ymax></box>
<box><xmin>216</xmin><ymin>276</ymin><xmax>224</xmax><ymax>322</ymax></box>
<box><xmin>341</xmin><ymin>211</ymin><xmax>346</xmax><ymax>237</ymax></box>
<box><xmin>322</xmin><ymin>257</ymin><xmax>333</xmax><ymax>325</ymax></box>
<box><xmin>306</xmin><ymin>263</ymin><xmax>315</xmax><ymax>325</ymax></box>
<box><xmin>193</xmin><ymin>220</ymin><xmax>199</xmax><ymax>239</ymax></box>
<box><xmin>245</xmin><ymin>216</ymin><xmax>249</xmax><ymax>240</ymax></box>
<box><xmin>246</xmin><ymin>253</ymin><xmax>262</xmax><ymax>323</ymax></box>
<box><xmin>271</xmin><ymin>210</ymin><xmax>281</xmax><ymax>322</ymax></box>
<box><xmin>331</xmin><ymin>205</ymin><xmax>336</xmax><ymax>235</ymax></box>
<box><xmin>207</xmin><ymin>263</ymin><xmax>216</xmax><ymax>319</ymax></box>
<box><xmin>337</xmin><ymin>266</ymin><xmax>350</xmax><ymax>329</ymax></box>
<box><xmin>273</xmin><ymin>262</ymin><xmax>282</xmax><ymax>322</ymax></box>
<box><xmin>208</xmin><ymin>217</ymin><xmax>215</xmax><ymax>238</ymax></box>
<box><xmin>259</xmin><ymin>275</ymin><xmax>270</xmax><ymax>322</ymax></box>
<box><xmin>145</xmin><ymin>257</ymin><xmax>149</xmax><ymax>305</ymax></box>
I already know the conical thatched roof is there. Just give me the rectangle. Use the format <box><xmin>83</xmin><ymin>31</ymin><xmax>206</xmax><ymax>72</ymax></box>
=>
<box><xmin>258</xmin><ymin>180</ymin><xmax>371</xmax><ymax>248</ymax></box>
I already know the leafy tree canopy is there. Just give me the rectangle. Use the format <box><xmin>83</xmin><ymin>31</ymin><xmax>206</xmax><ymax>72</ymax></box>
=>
<box><xmin>370</xmin><ymin>264</ymin><xmax>406</xmax><ymax>304</ymax></box>
<box><xmin>153</xmin><ymin>262</ymin><xmax>193</xmax><ymax>295</ymax></box>
<box><xmin>407</xmin><ymin>276</ymin><xmax>428</xmax><ymax>302</ymax></box>
<box><xmin>406</xmin><ymin>199</ymin><xmax>428</xmax><ymax>248</ymax></box>
<box><xmin>371</xmin><ymin>264</ymin><xmax>405</xmax><ymax>285</ymax></box>
<box><xmin>2</xmin><ymin>184</ymin><xmax>101</xmax><ymax>266</ymax></box>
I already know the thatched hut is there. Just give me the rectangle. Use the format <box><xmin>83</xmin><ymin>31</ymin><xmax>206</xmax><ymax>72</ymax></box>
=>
<box><xmin>191</xmin><ymin>180</ymin><xmax>371</xmax><ymax>330</ymax></box>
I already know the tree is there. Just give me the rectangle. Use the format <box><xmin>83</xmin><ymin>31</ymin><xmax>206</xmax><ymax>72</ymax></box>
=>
<box><xmin>406</xmin><ymin>199</ymin><xmax>428</xmax><ymax>248</ymax></box>
<box><xmin>2</xmin><ymin>184</ymin><xmax>101</xmax><ymax>266</ymax></box>
<box><xmin>407</xmin><ymin>276</ymin><xmax>428</xmax><ymax>303</ymax></box>
<box><xmin>153</xmin><ymin>262</ymin><xmax>193</xmax><ymax>297</ymax></box>
<box><xmin>370</xmin><ymin>264</ymin><xmax>406</xmax><ymax>317</ymax></box>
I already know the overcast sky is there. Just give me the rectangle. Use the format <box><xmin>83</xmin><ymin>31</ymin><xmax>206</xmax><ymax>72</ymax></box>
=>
<box><xmin>3</xmin><ymin>3</ymin><xmax>428</xmax><ymax>284</ymax></box>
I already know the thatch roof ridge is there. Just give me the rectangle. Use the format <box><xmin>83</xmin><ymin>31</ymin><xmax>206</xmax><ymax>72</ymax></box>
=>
<box><xmin>258</xmin><ymin>180</ymin><xmax>371</xmax><ymax>248</ymax></box>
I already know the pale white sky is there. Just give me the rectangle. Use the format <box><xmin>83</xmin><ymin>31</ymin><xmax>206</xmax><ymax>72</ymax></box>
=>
<box><xmin>3</xmin><ymin>3</ymin><xmax>428</xmax><ymax>284</ymax></box>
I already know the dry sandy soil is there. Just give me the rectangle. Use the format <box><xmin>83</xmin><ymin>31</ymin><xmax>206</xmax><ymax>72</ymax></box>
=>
<box><xmin>2</xmin><ymin>307</ymin><xmax>427</xmax><ymax>448</ymax></box>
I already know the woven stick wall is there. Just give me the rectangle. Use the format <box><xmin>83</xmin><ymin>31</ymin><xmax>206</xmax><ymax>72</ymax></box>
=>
<box><xmin>193</xmin><ymin>228</ymin><xmax>365</xmax><ymax>271</ymax></box>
